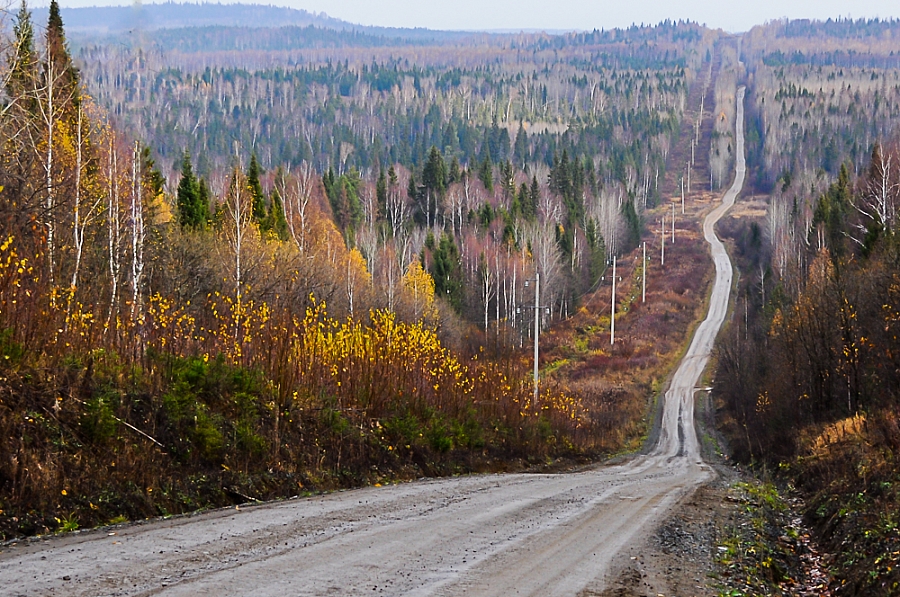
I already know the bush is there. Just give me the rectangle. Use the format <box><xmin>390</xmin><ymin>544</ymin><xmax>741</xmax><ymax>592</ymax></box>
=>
<box><xmin>80</xmin><ymin>392</ymin><xmax>119</xmax><ymax>443</ymax></box>
<box><xmin>192</xmin><ymin>406</ymin><xmax>225</xmax><ymax>461</ymax></box>
<box><xmin>235</xmin><ymin>421</ymin><xmax>267</xmax><ymax>457</ymax></box>
<box><xmin>426</xmin><ymin>419</ymin><xmax>453</xmax><ymax>453</ymax></box>
<box><xmin>382</xmin><ymin>413</ymin><xmax>422</xmax><ymax>446</ymax></box>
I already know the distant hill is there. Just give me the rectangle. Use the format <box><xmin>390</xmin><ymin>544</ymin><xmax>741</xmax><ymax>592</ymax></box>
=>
<box><xmin>31</xmin><ymin>2</ymin><xmax>466</xmax><ymax>40</ymax></box>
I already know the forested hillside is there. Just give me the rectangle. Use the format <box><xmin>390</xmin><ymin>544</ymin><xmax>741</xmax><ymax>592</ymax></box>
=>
<box><xmin>73</xmin><ymin>18</ymin><xmax>718</xmax><ymax>330</ymax></box>
<box><xmin>0</xmin><ymin>1</ymin><xmax>726</xmax><ymax>540</ymax></box>
<box><xmin>714</xmin><ymin>18</ymin><xmax>900</xmax><ymax>596</ymax></box>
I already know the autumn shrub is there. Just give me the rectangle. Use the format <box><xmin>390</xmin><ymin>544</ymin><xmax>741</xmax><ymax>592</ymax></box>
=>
<box><xmin>426</xmin><ymin>418</ymin><xmax>454</xmax><ymax>453</ymax></box>
<box><xmin>80</xmin><ymin>392</ymin><xmax>119</xmax><ymax>443</ymax></box>
<box><xmin>0</xmin><ymin>222</ymin><xmax>598</xmax><ymax>540</ymax></box>
<box><xmin>0</xmin><ymin>328</ymin><xmax>25</xmax><ymax>366</ymax></box>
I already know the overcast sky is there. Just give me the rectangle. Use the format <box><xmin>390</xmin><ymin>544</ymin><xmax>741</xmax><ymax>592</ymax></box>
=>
<box><xmin>52</xmin><ymin>0</ymin><xmax>900</xmax><ymax>33</ymax></box>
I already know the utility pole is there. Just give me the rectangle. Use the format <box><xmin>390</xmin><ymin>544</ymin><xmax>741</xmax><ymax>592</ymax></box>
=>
<box><xmin>520</xmin><ymin>273</ymin><xmax>547</xmax><ymax>409</ymax></box>
<box><xmin>671</xmin><ymin>201</ymin><xmax>676</xmax><ymax>243</ymax></box>
<box><xmin>610</xmin><ymin>256</ymin><xmax>617</xmax><ymax>345</ymax></box>
<box><xmin>681</xmin><ymin>175</ymin><xmax>685</xmax><ymax>214</ymax></box>
<box><xmin>533</xmin><ymin>271</ymin><xmax>540</xmax><ymax>407</ymax></box>
<box><xmin>642</xmin><ymin>241</ymin><xmax>647</xmax><ymax>303</ymax></box>
<box><xmin>661</xmin><ymin>216</ymin><xmax>666</xmax><ymax>267</ymax></box>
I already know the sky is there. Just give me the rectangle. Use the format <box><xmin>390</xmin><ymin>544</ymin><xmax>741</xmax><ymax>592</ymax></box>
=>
<box><xmin>50</xmin><ymin>0</ymin><xmax>900</xmax><ymax>33</ymax></box>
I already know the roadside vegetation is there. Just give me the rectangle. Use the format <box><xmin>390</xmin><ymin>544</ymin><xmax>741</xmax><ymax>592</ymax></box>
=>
<box><xmin>714</xmin><ymin>18</ymin><xmax>900</xmax><ymax>596</ymax></box>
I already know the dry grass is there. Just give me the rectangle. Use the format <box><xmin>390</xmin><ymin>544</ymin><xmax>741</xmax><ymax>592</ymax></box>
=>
<box><xmin>541</xmin><ymin>197</ymin><xmax>718</xmax><ymax>453</ymax></box>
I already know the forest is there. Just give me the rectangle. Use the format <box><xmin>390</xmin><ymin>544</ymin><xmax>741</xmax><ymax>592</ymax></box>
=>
<box><xmin>0</xmin><ymin>2</ymin><xmax>726</xmax><ymax>539</ymax></box>
<box><xmin>4</xmin><ymin>3</ymin><xmax>900</xmax><ymax>593</ymax></box>
<box><xmin>713</xmin><ymin>17</ymin><xmax>900</xmax><ymax>596</ymax></box>
<box><xmin>72</xmin><ymin>14</ymin><xmax>721</xmax><ymax>340</ymax></box>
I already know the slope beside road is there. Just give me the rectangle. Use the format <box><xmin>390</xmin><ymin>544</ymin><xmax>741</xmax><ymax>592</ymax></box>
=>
<box><xmin>0</xmin><ymin>87</ymin><xmax>746</xmax><ymax>597</ymax></box>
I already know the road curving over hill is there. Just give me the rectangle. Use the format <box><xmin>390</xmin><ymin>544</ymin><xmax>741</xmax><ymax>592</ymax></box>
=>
<box><xmin>0</xmin><ymin>88</ymin><xmax>746</xmax><ymax>597</ymax></box>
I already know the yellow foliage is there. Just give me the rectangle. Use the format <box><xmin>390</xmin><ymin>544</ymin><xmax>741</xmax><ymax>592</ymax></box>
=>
<box><xmin>401</xmin><ymin>257</ymin><xmax>437</xmax><ymax>321</ymax></box>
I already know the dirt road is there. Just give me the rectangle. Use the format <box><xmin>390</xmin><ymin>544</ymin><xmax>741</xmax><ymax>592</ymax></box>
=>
<box><xmin>0</xmin><ymin>89</ymin><xmax>746</xmax><ymax>597</ymax></box>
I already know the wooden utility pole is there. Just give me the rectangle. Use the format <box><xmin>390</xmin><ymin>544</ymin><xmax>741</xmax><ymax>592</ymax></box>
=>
<box><xmin>661</xmin><ymin>217</ymin><xmax>666</xmax><ymax>266</ymax></box>
<box><xmin>642</xmin><ymin>242</ymin><xmax>647</xmax><ymax>303</ymax></box>
<box><xmin>610</xmin><ymin>256</ymin><xmax>617</xmax><ymax>345</ymax></box>
<box><xmin>533</xmin><ymin>272</ymin><xmax>540</xmax><ymax>408</ymax></box>
<box><xmin>672</xmin><ymin>201</ymin><xmax>676</xmax><ymax>243</ymax></box>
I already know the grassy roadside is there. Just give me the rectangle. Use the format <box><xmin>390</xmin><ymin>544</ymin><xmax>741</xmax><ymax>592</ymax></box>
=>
<box><xmin>541</xmin><ymin>193</ymin><xmax>722</xmax><ymax>457</ymax></box>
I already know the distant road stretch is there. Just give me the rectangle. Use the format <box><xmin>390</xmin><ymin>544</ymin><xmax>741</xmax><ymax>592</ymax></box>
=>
<box><xmin>0</xmin><ymin>88</ymin><xmax>746</xmax><ymax>597</ymax></box>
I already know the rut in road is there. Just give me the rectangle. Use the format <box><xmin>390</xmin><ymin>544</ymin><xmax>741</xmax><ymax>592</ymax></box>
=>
<box><xmin>0</xmin><ymin>89</ymin><xmax>747</xmax><ymax>597</ymax></box>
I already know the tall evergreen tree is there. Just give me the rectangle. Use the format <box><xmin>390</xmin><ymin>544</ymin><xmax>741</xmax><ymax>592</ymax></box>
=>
<box><xmin>247</xmin><ymin>153</ymin><xmax>266</xmax><ymax>222</ymax></box>
<box><xmin>448</xmin><ymin>156</ymin><xmax>461</xmax><ymax>184</ymax></box>
<box><xmin>176</xmin><ymin>152</ymin><xmax>207</xmax><ymax>230</ymax></box>
<box><xmin>478</xmin><ymin>154</ymin><xmax>493</xmax><ymax>193</ymax></box>
<box><xmin>388</xmin><ymin>164</ymin><xmax>398</xmax><ymax>188</ymax></box>
<box><xmin>515</xmin><ymin>183</ymin><xmax>528</xmax><ymax>220</ymax></box>
<box><xmin>7</xmin><ymin>0</ymin><xmax>37</xmax><ymax>104</ymax></box>
<box><xmin>263</xmin><ymin>186</ymin><xmax>289</xmax><ymax>240</ymax></box>
<box><xmin>45</xmin><ymin>0</ymin><xmax>80</xmax><ymax>109</ymax></box>
<box><xmin>528</xmin><ymin>175</ymin><xmax>540</xmax><ymax>220</ymax></box>
<box><xmin>513</xmin><ymin>122</ymin><xmax>528</xmax><ymax>168</ymax></box>
<box><xmin>376</xmin><ymin>168</ymin><xmax>388</xmax><ymax>218</ymax></box>
<box><xmin>197</xmin><ymin>177</ymin><xmax>211</xmax><ymax>225</ymax></box>
<box><xmin>407</xmin><ymin>172</ymin><xmax>419</xmax><ymax>204</ymax></box>
<box><xmin>430</xmin><ymin>233</ymin><xmax>463</xmax><ymax>312</ymax></box>
<box><xmin>422</xmin><ymin>146</ymin><xmax>446</xmax><ymax>196</ymax></box>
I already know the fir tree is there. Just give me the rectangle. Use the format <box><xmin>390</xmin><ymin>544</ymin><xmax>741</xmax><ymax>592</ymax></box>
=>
<box><xmin>7</xmin><ymin>0</ymin><xmax>38</xmax><ymax>105</ymax></box>
<box><xmin>430</xmin><ymin>233</ymin><xmax>464</xmax><ymax>312</ymax></box>
<box><xmin>448</xmin><ymin>156</ymin><xmax>461</xmax><ymax>184</ymax></box>
<box><xmin>45</xmin><ymin>0</ymin><xmax>80</xmax><ymax>109</ymax></box>
<box><xmin>176</xmin><ymin>152</ymin><xmax>207</xmax><ymax>230</ymax></box>
<box><xmin>528</xmin><ymin>175</ymin><xmax>540</xmax><ymax>220</ymax></box>
<box><xmin>422</xmin><ymin>146</ymin><xmax>446</xmax><ymax>196</ymax></box>
<box><xmin>264</xmin><ymin>186</ymin><xmax>289</xmax><ymax>240</ymax></box>
<box><xmin>376</xmin><ymin>168</ymin><xmax>387</xmax><ymax>218</ymax></box>
<box><xmin>478</xmin><ymin>154</ymin><xmax>493</xmax><ymax>194</ymax></box>
<box><xmin>247</xmin><ymin>153</ymin><xmax>266</xmax><ymax>222</ymax></box>
<box><xmin>513</xmin><ymin>121</ymin><xmax>528</xmax><ymax>168</ymax></box>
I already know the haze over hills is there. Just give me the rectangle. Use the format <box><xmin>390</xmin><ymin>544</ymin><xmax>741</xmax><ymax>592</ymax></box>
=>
<box><xmin>31</xmin><ymin>2</ymin><xmax>485</xmax><ymax>38</ymax></box>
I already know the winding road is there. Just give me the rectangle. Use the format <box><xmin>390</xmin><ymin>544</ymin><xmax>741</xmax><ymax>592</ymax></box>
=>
<box><xmin>0</xmin><ymin>88</ymin><xmax>746</xmax><ymax>597</ymax></box>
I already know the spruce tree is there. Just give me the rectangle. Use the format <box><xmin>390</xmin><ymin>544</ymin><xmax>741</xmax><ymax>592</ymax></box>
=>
<box><xmin>7</xmin><ymin>0</ymin><xmax>37</xmax><ymax>104</ymax></box>
<box><xmin>513</xmin><ymin>121</ymin><xmax>528</xmax><ymax>167</ymax></box>
<box><xmin>197</xmin><ymin>177</ymin><xmax>211</xmax><ymax>226</ymax></box>
<box><xmin>264</xmin><ymin>186</ymin><xmax>289</xmax><ymax>240</ymax></box>
<box><xmin>528</xmin><ymin>175</ymin><xmax>540</xmax><ymax>220</ymax></box>
<box><xmin>422</xmin><ymin>146</ymin><xmax>446</xmax><ymax>196</ymax></box>
<box><xmin>448</xmin><ymin>156</ymin><xmax>461</xmax><ymax>184</ymax></box>
<box><xmin>247</xmin><ymin>153</ymin><xmax>266</xmax><ymax>222</ymax></box>
<box><xmin>176</xmin><ymin>152</ymin><xmax>206</xmax><ymax>230</ymax></box>
<box><xmin>478</xmin><ymin>154</ymin><xmax>493</xmax><ymax>193</ymax></box>
<box><xmin>376</xmin><ymin>168</ymin><xmax>387</xmax><ymax>218</ymax></box>
<box><xmin>45</xmin><ymin>0</ymin><xmax>80</xmax><ymax>109</ymax></box>
<box><xmin>515</xmin><ymin>183</ymin><xmax>528</xmax><ymax>220</ymax></box>
<box><xmin>430</xmin><ymin>233</ymin><xmax>463</xmax><ymax>312</ymax></box>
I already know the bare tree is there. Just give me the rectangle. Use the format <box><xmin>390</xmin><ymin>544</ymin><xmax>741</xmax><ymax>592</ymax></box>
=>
<box><xmin>129</xmin><ymin>141</ymin><xmax>145</xmax><ymax>322</ymax></box>
<box><xmin>65</xmin><ymin>104</ymin><xmax>104</xmax><ymax>327</ymax></box>
<box><xmin>282</xmin><ymin>160</ymin><xmax>314</xmax><ymax>254</ymax></box>
<box><xmin>855</xmin><ymin>143</ymin><xmax>899</xmax><ymax>239</ymax></box>
<box><xmin>106</xmin><ymin>131</ymin><xmax>123</xmax><ymax>329</ymax></box>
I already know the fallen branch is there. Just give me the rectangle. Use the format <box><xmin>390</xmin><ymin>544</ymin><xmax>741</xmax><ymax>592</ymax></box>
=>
<box><xmin>113</xmin><ymin>415</ymin><xmax>167</xmax><ymax>452</ymax></box>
